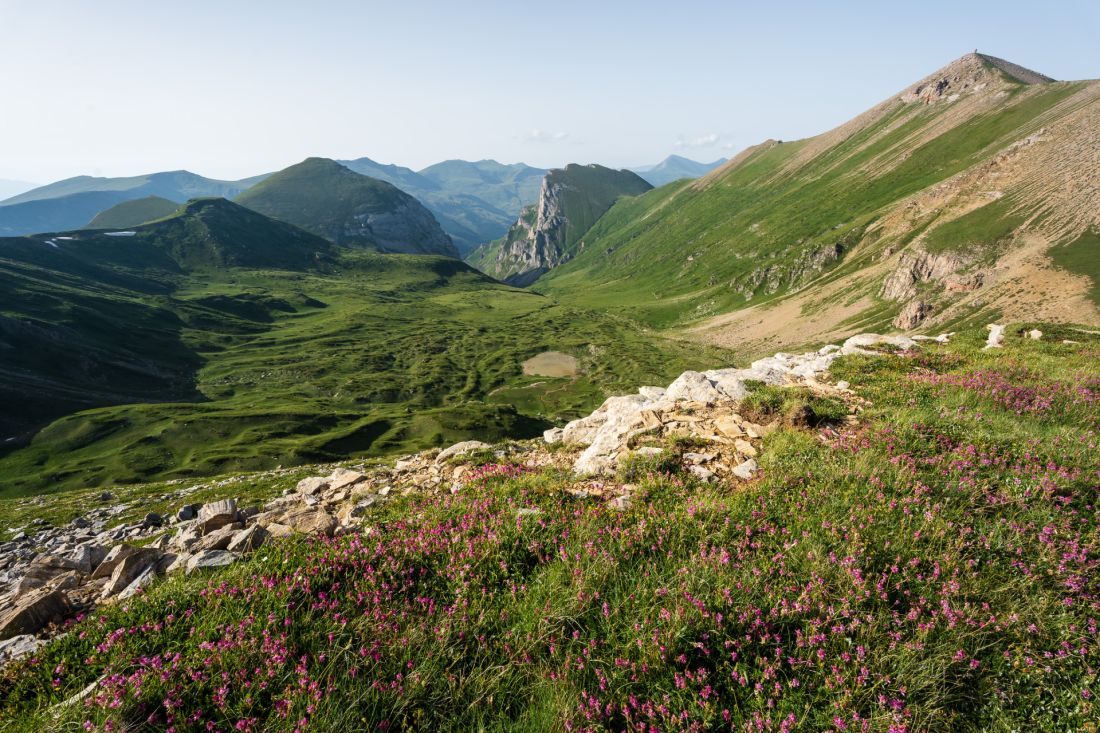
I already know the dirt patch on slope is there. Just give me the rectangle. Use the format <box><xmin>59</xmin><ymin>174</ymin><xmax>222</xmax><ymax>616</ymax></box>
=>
<box><xmin>522</xmin><ymin>351</ymin><xmax>579</xmax><ymax>377</ymax></box>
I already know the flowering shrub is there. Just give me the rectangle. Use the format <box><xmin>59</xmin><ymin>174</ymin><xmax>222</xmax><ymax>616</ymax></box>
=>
<box><xmin>2</xmin><ymin>339</ymin><xmax>1097</xmax><ymax>731</ymax></box>
<box><xmin>912</xmin><ymin>365</ymin><xmax>1100</xmax><ymax>422</ymax></box>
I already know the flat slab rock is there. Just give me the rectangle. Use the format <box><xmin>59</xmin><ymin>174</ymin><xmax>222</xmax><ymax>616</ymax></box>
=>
<box><xmin>0</xmin><ymin>588</ymin><xmax>73</xmax><ymax>639</ymax></box>
<box><xmin>0</xmin><ymin>634</ymin><xmax>47</xmax><ymax>665</ymax></box>
<box><xmin>436</xmin><ymin>441</ymin><xmax>491</xmax><ymax>463</ymax></box>
<box><xmin>185</xmin><ymin>550</ymin><xmax>239</xmax><ymax>575</ymax></box>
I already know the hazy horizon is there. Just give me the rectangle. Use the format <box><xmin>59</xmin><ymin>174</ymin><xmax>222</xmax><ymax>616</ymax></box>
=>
<box><xmin>2</xmin><ymin>0</ymin><xmax>1097</xmax><ymax>183</ymax></box>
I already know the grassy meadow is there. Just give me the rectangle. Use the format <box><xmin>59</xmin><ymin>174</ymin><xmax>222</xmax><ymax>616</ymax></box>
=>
<box><xmin>2</xmin><ymin>325</ymin><xmax>1096</xmax><ymax>731</ymax></box>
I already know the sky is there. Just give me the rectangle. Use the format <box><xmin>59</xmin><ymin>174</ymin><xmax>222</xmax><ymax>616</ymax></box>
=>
<box><xmin>0</xmin><ymin>0</ymin><xmax>1097</xmax><ymax>184</ymax></box>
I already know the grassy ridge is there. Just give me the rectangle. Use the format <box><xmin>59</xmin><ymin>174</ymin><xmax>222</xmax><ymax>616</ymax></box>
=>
<box><xmin>85</xmin><ymin>196</ymin><xmax>180</xmax><ymax>229</ymax></box>
<box><xmin>2</xmin><ymin>327</ymin><xmax>1096</xmax><ymax>731</ymax></box>
<box><xmin>536</xmin><ymin>82</ymin><xmax>1090</xmax><ymax>328</ymax></box>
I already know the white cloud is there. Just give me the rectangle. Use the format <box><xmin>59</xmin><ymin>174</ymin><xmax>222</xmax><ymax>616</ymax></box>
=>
<box><xmin>675</xmin><ymin>132</ymin><xmax>721</xmax><ymax>149</ymax></box>
<box><xmin>525</xmin><ymin>128</ymin><xmax>570</xmax><ymax>143</ymax></box>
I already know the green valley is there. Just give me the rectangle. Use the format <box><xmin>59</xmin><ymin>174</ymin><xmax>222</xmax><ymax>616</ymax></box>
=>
<box><xmin>0</xmin><ymin>199</ymin><xmax>724</xmax><ymax>495</ymax></box>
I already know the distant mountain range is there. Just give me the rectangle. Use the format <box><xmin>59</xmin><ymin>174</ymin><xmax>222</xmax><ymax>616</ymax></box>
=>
<box><xmin>339</xmin><ymin>158</ymin><xmax>546</xmax><ymax>255</ymax></box>
<box><xmin>631</xmin><ymin>155</ymin><xmax>727</xmax><ymax>187</ymax></box>
<box><xmin>0</xmin><ymin>156</ymin><xmax>723</xmax><ymax>250</ymax></box>
<box><xmin>0</xmin><ymin>171</ymin><xmax>266</xmax><ymax>237</ymax></box>
<box><xmin>2</xmin><ymin>170</ymin><xmax>265</xmax><ymax>207</ymax></box>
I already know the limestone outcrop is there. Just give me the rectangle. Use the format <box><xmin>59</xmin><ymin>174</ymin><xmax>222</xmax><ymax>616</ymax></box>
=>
<box><xmin>547</xmin><ymin>334</ymin><xmax>923</xmax><ymax>476</ymax></box>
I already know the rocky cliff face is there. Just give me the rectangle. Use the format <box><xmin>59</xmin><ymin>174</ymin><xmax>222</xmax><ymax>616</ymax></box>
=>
<box><xmin>469</xmin><ymin>164</ymin><xmax>652</xmax><ymax>286</ymax></box>
<box><xmin>343</xmin><ymin>198</ymin><xmax>456</xmax><ymax>256</ymax></box>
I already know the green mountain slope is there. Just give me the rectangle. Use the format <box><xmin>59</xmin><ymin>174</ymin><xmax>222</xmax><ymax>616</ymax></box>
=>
<box><xmin>341</xmin><ymin>157</ymin><xmax>545</xmax><ymax>254</ymax></box>
<box><xmin>86</xmin><ymin>196</ymin><xmax>181</xmax><ymax>229</ymax></box>
<box><xmin>537</xmin><ymin>54</ymin><xmax>1100</xmax><ymax>348</ymax></box>
<box><xmin>0</xmin><ymin>199</ymin><xmax>722</xmax><ymax>495</ymax></box>
<box><xmin>468</xmin><ymin>164</ymin><xmax>653</xmax><ymax>285</ymax></box>
<box><xmin>0</xmin><ymin>198</ymin><xmax>335</xmax><ymax>445</ymax></box>
<box><xmin>236</xmin><ymin>158</ymin><xmax>459</xmax><ymax>257</ymax></box>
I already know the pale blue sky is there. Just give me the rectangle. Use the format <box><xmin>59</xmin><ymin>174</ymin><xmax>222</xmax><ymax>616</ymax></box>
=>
<box><xmin>1</xmin><ymin>0</ymin><xmax>1096</xmax><ymax>183</ymax></box>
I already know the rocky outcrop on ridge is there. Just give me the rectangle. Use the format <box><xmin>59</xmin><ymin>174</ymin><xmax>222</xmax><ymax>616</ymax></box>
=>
<box><xmin>547</xmin><ymin>333</ymin><xmax>939</xmax><ymax>475</ymax></box>
<box><xmin>469</xmin><ymin>164</ymin><xmax>652</xmax><ymax>286</ymax></box>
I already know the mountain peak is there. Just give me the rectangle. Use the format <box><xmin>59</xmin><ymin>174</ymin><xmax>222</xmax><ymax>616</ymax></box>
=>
<box><xmin>236</xmin><ymin>158</ymin><xmax>458</xmax><ymax>257</ymax></box>
<box><xmin>900</xmin><ymin>52</ymin><xmax>1055</xmax><ymax>105</ymax></box>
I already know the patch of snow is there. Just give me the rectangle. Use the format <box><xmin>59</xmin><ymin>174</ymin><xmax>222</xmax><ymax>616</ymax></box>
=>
<box><xmin>104</xmin><ymin>231</ymin><xmax>137</xmax><ymax>237</ymax></box>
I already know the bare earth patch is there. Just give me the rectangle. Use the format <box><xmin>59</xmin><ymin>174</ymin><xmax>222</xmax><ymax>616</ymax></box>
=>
<box><xmin>522</xmin><ymin>351</ymin><xmax>579</xmax><ymax>377</ymax></box>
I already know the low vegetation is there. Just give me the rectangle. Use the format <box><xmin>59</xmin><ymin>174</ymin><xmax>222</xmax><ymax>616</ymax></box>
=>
<box><xmin>3</xmin><ymin>327</ymin><xmax>1096</xmax><ymax>731</ymax></box>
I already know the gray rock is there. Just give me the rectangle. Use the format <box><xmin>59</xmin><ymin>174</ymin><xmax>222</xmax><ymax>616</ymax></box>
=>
<box><xmin>226</xmin><ymin>525</ymin><xmax>268</xmax><ymax>553</ymax></box>
<box><xmin>116</xmin><ymin>565</ymin><xmax>157</xmax><ymax>600</ymax></box>
<box><xmin>143</xmin><ymin>512</ymin><xmax>163</xmax><ymax>527</ymax></box>
<box><xmin>68</xmin><ymin>543</ymin><xmax>107</xmax><ymax>574</ymax></box>
<box><xmin>192</xmin><ymin>523</ymin><xmax>243</xmax><ymax>552</ymax></box>
<box><xmin>23</xmin><ymin>554</ymin><xmax>83</xmax><ymax>583</ymax></box>
<box><xmin>163</xmin><ymin>554</ymin><xmax>190</xmax><ymax>575</ymax></box>
<box><xmin>542</xmin><ymin>427</ymin><xmax>564</xmax><ymax>444</ymax></box>
<box><xmin>328</xmin><ymin>468</ymin><xmax>366</xmax><ymax>491</ymax></box>
<box><xmin>732</xmin><ymin>459</ymin><xmax>759</xmax><ymax>480</ymax></box>
<box><xmin>154</xmin><ymin>552</ymin><xmax>179</xmax><ymax>574</ymax></box>
<box><xmin>185</xmin><ymin>550</ymin><xmax>239</xmax><ymax>575</ymax></box>
<box><xmin>435</xmin><ymin>441</ymin><xmax>492</xmax><ymax>463</ymax></box>
<box><xmin>689</xmin><ymin>465</ymin><xmax>717</xmax><ymax>483</ymax></box>
<box><xmin>0</xmin><ymin>588</ymin><xmax>72</xmax><ymax>639</ymax></box>
<box><xmin>90</xmin><ymin>544</ymin><xmax>140</xmax><ymax>580</ymax></box>
<box><xmin>197</xmin><ymin>499</ymin><xmax>238</xmax><ymax>533</ymax></box>
<box><xmin>176</xmin><ymin>504</ymin><xmax>198</xmax><ymax>521</ymax></box>
<box><xmin>841</xmin><ymin>334</ymin><xmax>917</xmax><ymax>353</ymax></box>
<box><xmin>894</xmin><ymin>300</ymin><xmax>932</xmax><ymax>330</ymax></box>
<box><xmin>665</xmin><ymin>371</ymin><xmax>723</xmax><ymax>404</ymax></box>
<box><xmin>101</xmin><ymin>549</ymin><xmax>160</xmax><ymax>597</ymax></box>
<box><xmin>985</xmin><ymin>323</ymin><xmax>1006</xmax><ymax>349</ymax></box>
<box><xmin>0</xmin><ymin>634</ymin><xmax>47</xmax><ymax>665</ymax></box>
<box><xmin>278</xmin><ymin>507</ymin><xmax>338</xmax><ymax>537</ymax></box>
<box><xmin>297</xmin><ymin>476</ymin><xmax>331</xmax><ymax>495</ymax></box>
<box><xmin>172</xmin><ymin>525</ymin><xmax>203</xmax><ymax>551</ymax></box>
